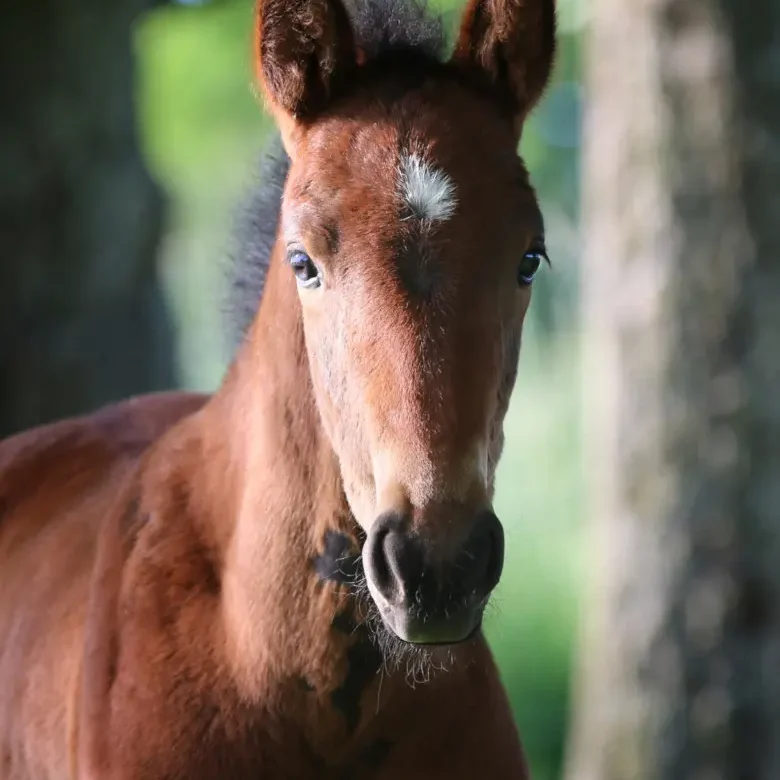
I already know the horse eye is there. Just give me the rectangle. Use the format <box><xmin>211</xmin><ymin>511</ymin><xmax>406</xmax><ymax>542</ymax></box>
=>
<box><xmin>518</xmin><ymin>249</ymin><xmax>546</xmax><ymax>286</ymax></box>
<box><xmin>288</xmin><ymin>250</ymin><xmax>321</xmax><ymax>289</ymax></box>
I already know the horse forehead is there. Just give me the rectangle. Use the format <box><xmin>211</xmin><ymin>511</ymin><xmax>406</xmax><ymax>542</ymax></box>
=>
<box><xmin>302</xmin><ymin>122</ymin><xmax>459</xmax><ymax>215</ymax></box>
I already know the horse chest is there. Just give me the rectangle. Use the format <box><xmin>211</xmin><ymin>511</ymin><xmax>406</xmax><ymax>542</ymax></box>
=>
<box><xmin>95</xmin><ymin>679</ymin><xmax>399</xmax><ymax>780</ymax></box>
<box><xmin>85</xmin><ymin>615</ymin><xmax>395</xmax><ymax>779</ymax></box>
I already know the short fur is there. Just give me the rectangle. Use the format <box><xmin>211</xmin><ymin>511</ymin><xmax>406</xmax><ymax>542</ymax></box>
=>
<box><xmin>0</xmin><ymin>0</ymin><xmax>556</xmax><ymax>777</ymax></box>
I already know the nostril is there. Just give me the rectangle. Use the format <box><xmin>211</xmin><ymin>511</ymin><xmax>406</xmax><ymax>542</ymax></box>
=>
<box><xmin>457</xmin><ymin>528</ymin><xmax>490</xmax><ymax>592</ymax></box>
<box><xmin>458</xmin><ymin>511</ymin><xmax>505</xmax><ymax>597</ymax></box>
<box><xmin>482</xmin><ymin>511</ymin><xmax>505</xmax><ymax>592</ymax></box>
<box><xmin>365</xmin><ymin>509</ymin><xmax>505</xmax><ymax>623</ymax></box>
<box><xmin>364</xmin><ymin>522</ymin><xmax>393</xmax><ymax>596</ymax></box>
<box><xmin>383</xmin><ymin>529</ymin><xmax>424</xmax><ymax>603</ymax></box>
<box><xmin>364</xmin><ymin>512</ymin><xmax>423</xmax><ymax>608</ymax></box>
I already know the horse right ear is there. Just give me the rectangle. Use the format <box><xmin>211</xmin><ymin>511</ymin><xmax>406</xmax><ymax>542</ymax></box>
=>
<box><xmin>255</xmin><ymin>0</ymin><xmax>356</xmax><ymax>154</ymax></box>
<box><xmin>451</xmin><ymin>0</ymin><xmax>556</xmax><ymax>140</ymax></box>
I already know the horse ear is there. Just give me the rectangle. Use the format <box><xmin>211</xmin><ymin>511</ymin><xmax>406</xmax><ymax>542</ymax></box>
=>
<box><xmin>451</xmin><ymin>0</ymin><xmax>556</xmax><ymax>138</ymax></box>
<box><xmin>255</xmin><ymin>0</ymin><xmax>356</xmax><ymax>152</ymax></box>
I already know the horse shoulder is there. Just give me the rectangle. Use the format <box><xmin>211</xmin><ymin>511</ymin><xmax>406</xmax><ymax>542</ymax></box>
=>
<box><xmin>73</xmin><ymin>404</ymin><xmax>242</xmax><ymax>779</ymax></box>
<box><xmin>0</xmin><ymin>391</ymin><xmax>207</xmax><ymax>525</ymax></box>
<box><xmin>0</xmin><ymin>391</ymin><xmax>208</xmax><ymax>780</ymax></box>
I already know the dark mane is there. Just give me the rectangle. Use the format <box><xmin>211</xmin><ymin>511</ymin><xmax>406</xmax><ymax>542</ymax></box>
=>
<box><xmin>346</xmin><ymin>0</ymin><xmax>447</xmax><ymax>61</ymax></box>
<box><xmin>225</xmin><ymin>0</ymin><xmax>448</xmax><ymax>351</ymax></box>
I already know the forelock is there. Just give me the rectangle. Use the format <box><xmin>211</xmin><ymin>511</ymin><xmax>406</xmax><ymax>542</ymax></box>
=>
<box><xmin>398</xmin><ymin>152</ymin><xmax>457</xmax><ymax>223</ymax></box>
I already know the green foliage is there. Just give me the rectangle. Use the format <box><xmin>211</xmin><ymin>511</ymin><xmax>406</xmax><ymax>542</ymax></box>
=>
<box><xmin>488</xmin><ymin>328</ymin><xmax>584</xmax><ymax>780</ymax></box>
<box><xmin>136</xmin><ymin>0</ymin><xmax>268</xmax><ymax>195</ymax></box>
<box><xmin>134</xmin><ymin>2</ymin><xmax>584</xmax><ymax>776</ymax></box>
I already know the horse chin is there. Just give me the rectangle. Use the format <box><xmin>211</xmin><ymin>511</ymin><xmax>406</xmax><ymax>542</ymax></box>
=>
<box><xmin>364</xmin><ymin>607</ymin><xmax>484</xmax><ymax>682</ymax></box>
<box><xmin>363</xmin><ymin>567</ymin><xmax>488</xmax><ymax>648</ymax></box>
<box><xmin>379</xmin><ymin>606</ymin><xmax>484</xmax><ymax>647</ymax></box>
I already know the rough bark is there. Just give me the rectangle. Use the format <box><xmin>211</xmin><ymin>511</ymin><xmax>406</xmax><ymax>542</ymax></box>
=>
<box><xmin>0</xmin><ymin>0</ymin><xmax>176</xmax><ymax>438</ymax></box>
<box><xmin>565</xmin><ymin>0</ymin><xmax>780</xmax><ymax>778</ymax></box>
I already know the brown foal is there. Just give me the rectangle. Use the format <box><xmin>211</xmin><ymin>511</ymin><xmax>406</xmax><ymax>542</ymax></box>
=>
<box><xmin>0</xmin><ymin>0</ymin><xmax>556</xmax><ymax>777</ymax></box>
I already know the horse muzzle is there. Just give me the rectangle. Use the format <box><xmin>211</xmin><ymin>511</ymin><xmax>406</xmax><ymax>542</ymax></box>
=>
<box><xmin>362</xmin><ymin>510</ymin><xmax>505</xmax><ymax>645</ymax></box>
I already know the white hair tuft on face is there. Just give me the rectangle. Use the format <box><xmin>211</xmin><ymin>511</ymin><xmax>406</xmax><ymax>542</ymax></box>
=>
<box><xmin>398</xmin><ymin>153</ymin><xmax>457</xmax><ymax>223</ymax></box>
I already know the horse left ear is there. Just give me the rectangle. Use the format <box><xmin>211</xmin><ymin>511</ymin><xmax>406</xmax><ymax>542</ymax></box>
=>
<box><xmin>451</xmin><ymin>0</ymin><xmax>556</xmax><ymax>139</ymax></box>
<box><xmin>255</xmin><ymin>0</ymin><xmax>355</xmax><ymax>154</ymax></box>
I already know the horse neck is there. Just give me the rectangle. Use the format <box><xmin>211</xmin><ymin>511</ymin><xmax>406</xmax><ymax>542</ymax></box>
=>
<box><xmin>197</xmin><ymin>249</ymin><xmax>356</xmax><ymax>697</ymax></box>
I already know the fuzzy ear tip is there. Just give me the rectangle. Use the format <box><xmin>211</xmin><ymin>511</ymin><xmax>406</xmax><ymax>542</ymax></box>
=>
<box><xmin>253</xmin><ymin>0</ymin><xmax>355</xmax><ymax>122</ymax></box>
<box><xmin>452</xmin><ymin>0</ymin><xmax>558</xmax><ymax>124</ymax></box>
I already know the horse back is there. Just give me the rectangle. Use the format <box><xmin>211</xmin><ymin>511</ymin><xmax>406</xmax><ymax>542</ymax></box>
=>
<box><xmin>0</xmin><ymin>392</ymin><xmax>207</xmax><ymax>780</ymax></box>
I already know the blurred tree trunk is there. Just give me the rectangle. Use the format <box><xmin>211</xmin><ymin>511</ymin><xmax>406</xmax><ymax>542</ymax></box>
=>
<box><xmin>0</xmin><ymin>0</ymin><xmax>177</xmax><ymax>438</ymax></box>
<box><xmin>565</xmin><ymin>0</ymin><xmax>780</xmax><ymax>778</ymax></box>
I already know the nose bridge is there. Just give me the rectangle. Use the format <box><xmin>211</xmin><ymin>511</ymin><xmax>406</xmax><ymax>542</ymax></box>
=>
<box><xmin>364</xmin><ymin>303</ymin><xmax>493</xmax><ymax>511</ymax></box>
<box><xmin>372</xmin><ymin>414</ymin><xmax>490</xmax><ymax>517</ymax></box>
<box><xmin>372</xmin><ymin>447</ymin><xmax>492</xmax><ymax>574</ymax></box>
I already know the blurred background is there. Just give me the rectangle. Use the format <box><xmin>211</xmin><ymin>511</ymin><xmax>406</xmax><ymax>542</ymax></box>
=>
<box><xmin>3</xmin><ymin>0</ymin><xmax>777</xmax><ymax>777</ymax></box>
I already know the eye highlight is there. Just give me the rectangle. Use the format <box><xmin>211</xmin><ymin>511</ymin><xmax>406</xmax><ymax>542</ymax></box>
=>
<box><xmin>288</xmin><ymin>250</ymin><xmax>322</xmax><ymax>289</ymax></box>
<box><xmin>518</xmin><ymin>245</ymin><xmax>547</xmax><ymax>286</ymax></box>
